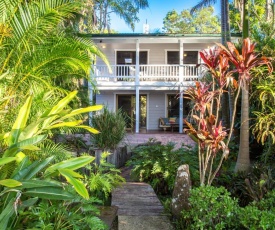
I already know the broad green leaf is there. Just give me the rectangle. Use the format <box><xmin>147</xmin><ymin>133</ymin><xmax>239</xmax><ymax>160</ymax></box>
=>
<box><xmin>15</xmin><ymin>152</ymin><xmax>26</xmax><ymax>163</ymax></box>
<box><xmin>62</xmin><ymin>105</ymin><xmax>103</xmax><ymax>119</ymax></box>
<box><xmin>41</xmin><ymin>91</ymin><xmax>77</xmax><ymax>129</ymax></box>
<box><xmin>20</xmin><ymin>179</ymin><xmax>62</xmax><ymax>189</ymax></box>
<box><xmin>0</xmin><ymin>179</ymin><xmax>22</xmax><ymax>187</ymax></box>
<box><xmin>17</xmin><ymin>135</ymin><xmax>47</xmax><ymax>147</ymax></box>
<box><xmin>45</xmin><ymin>156</ymin><xmax>94</xmax><ymax>177</ymax></box>
<box><xmin>12</xmin><ymin>161</ymin><xmax>40</xmax><ymax>180</ymax></box>
<box><xmin>0</xmin><ymin>157</ymin><xmax>16</xmax><ymax>166</ymax></box>
<box><xmin>19</xmin><ymin>117</ymin><xmax>49</xmax><ymax>139</ymax></box>
<box><xmin>46</xmin><ymin>120</ymin><xmax>83</xmax><ymax>129</ymax></box>
<box><xmin>9</xmin><ymin>96</ymin><xmax>33</xmax><ymax>144</ymax></box>
<box><xmin>21</xmin><ymin>197</ymin><xmax>38</xmax><ymax>208</ymax></box>
<box><xmin>0</xmin><ymin>199</ymin><xmax>15</xmax><ymax>229</ymax></box>
<box><xmin>58</xmin><ymin>168</ymin><xmax>83</xmax><ymax>178</ymax></box>
<box><xmin>24</xmin><ymin>187</ymin><xmax>74</xmax><ymax>200</ymax></box>
<box><xmin>59</xmin><ymin>168</ymin><xmax>89</xmax><ymax>199</ymax></box>
<box><xmin>48</xmin><ymin>91</ymin><xmax>78</xmax><ymax>116</ymax></box>
<box><xmin>76</xmin><ymin>125</ymin><xmax>100</xmax><ymax>134</ymax></box>
<box><xmin>11</xmin><ymin>157</ymin><xmax>30</xmax><ymax>178</ymax></box>
<box><xmin>2</xmin><ymin>145</ymin><xmax>19</xmax><ymax>157</ymax></box>
<box><xmin>23</xmin><ymin>156</ymin><xmax>55</xmax><ymax>180</ymax></box>
<box><xmin>20</xmin><ymin>145</ymin><xmax>40</xmax><ymax>151</ymax></box>
<box><xmin>3</xmin><ymin>135</ymin><xmax>47</xmax><ymax>157</ymax></box>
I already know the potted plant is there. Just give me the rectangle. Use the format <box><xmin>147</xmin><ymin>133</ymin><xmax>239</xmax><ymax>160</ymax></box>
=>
<box><xmin>90</xmin><ymin>106</ymin><xmax>127</xmax><ymax>167</ymax></box>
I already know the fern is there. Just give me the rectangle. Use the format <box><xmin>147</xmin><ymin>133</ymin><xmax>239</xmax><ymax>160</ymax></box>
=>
<box><xmin>84</xmin><ymin>152</ymin><xmax>125</xmax><ymax>202</ymax></box>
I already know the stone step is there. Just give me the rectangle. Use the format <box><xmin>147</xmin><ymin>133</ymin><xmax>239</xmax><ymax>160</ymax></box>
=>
<box><xmin>118</xmin><ymin>216</ymin><xmax>174</xmax><ymax>230</ymax></box>
<box><xmin>112</xmin><ymin>182</ymin><xmax>174</xmax><ymax>230</ymax></box>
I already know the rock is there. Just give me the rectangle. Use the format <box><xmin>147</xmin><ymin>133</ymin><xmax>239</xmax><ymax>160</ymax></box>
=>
<box><xmin>171</xmin><ymin>164</ymin><xmax>191</xmax><ymax>218</ymax></box>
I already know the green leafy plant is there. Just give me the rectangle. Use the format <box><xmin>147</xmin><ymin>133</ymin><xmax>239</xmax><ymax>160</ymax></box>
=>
<box><xmin>16</xmin><ymin>198</ymin><xmax>106</xmax><ymax>230</ymax></box>
<box><xmin>0</xmin><ymin>91</ymin><xmax>103</xmax><ymax>228</ymax></box>
<box><xmin>85</xmin><ymin>152</ymin><xmax>125</xmax><ymax>203</ymax></box>
<box><xmin>181</xmin><ymin>186</ymin><xmax>239</xmax><ymax>230</ymax></box>
<box><xmin>127</xmin><ymin>141</ymin><xmax>198</xmax><ymax>195</ymax></box>
<box><xmin>238</xmin><ymin>190</ymin><xmax>275</xmax><ymax>230</ymax></box>
<box><xmin>91</xmin><ymin>106</ymin><xmax>126</xmax><ymax>150</ymax></box>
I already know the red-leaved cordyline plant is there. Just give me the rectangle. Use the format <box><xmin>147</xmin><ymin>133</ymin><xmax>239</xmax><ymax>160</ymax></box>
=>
<box><xmin>218</xmin><ymin>38</ymin><xmax>273</xmax><ymax>149</ymax></box>
<box><xmin>184</xmin><ymin>38</ymin><xmax>273</xmax><ymax>180</ymax></box>
<box><xmin>184</xmin><ymin>83</ymin><xmax>228</xmax><ymax>185</ymax></box>
<box><xmin>183</xmin><ymin>46</ymin><xmax>231</xmax><ymax>185</ymax></box>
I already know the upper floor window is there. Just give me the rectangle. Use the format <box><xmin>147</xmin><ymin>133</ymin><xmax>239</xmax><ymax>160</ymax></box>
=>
<box><xmin>167</xmin><ymin>51</ymin><xmax>198</xmax><ymax>64</ymax></box>
<box><xmin>116</xmin><ymin>51</ymin><xmax>148</xmax><ymax>65</ymax></box>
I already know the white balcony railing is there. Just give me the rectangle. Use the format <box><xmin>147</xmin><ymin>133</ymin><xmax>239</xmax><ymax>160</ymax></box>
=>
<box><xmin>92</xmin><ymin>64</ymin><xmax>202</xmax><ymax>82</ymax></box>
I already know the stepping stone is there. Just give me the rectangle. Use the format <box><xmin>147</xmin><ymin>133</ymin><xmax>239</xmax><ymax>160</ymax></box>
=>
<box><xmin>112</xmin><ymin>182</ymin><xmax>174</xmax><ymax>229</ymax></box>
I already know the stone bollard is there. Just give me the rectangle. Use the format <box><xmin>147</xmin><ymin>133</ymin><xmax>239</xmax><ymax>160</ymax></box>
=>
<box><xmin>171</xmin><ymin>164</ymin><xmax>191</xmax><ymax>218</ymax></box>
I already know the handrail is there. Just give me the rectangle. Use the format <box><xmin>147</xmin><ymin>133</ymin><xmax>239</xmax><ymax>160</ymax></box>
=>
<box><xmin>92</xmin><ymin>64</ymin><xmax>202</xmax><ymax>82</ymax></box>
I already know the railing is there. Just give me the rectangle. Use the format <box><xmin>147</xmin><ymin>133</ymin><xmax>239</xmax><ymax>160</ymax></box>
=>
<box><xmin>92</xmin><ymin>64</ymin><xmax>202</xmax><ymax>82</ymax></box>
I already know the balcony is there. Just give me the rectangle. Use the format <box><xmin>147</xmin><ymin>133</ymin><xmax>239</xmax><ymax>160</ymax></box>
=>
<box><xmin>92</xmin><ymin>64</ymin><xmax>203</xmax><ymax>90</ymax></box>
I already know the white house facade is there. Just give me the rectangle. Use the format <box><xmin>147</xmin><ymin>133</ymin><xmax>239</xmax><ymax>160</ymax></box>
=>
<box><xmin>89</xmin><ymin>33</ymin><xmax>240</xmax><ymax>133</ymax></box>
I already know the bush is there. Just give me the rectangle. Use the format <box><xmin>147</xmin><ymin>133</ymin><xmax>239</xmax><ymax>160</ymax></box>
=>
<box><xmin>127</xmin><ymin>141</ymin><xmax>198</xmax><ymax>195</ymax></box>
<box><xmin>238</xmin><ymin>190</ymin><xmax>275</xmax><ymax>230</ymax></box>
<box><xmin>84</xmin><ymin>152</ymin><xmax>125</xmax><ymax>204</ymax></box>
<box><xmin>181</xmin><ymin>186</ymin><xmax>239</xmax><ymax>230</ymax></box>
<box><xmin>91</xmin><ymin>106</ymin><xmax>126</xmax><ymax>150</ymax></box>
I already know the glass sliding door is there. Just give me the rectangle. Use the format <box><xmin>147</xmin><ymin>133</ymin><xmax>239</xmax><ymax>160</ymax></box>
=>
<box><xmin>117</xmin><ymin>94</ymin><xmax>147</xmax><ymax>131</ymax></box>
<box><xmin>167</xmin><ymin>94</ymin><xmax>191</xmax><ymax>118</ymax></box>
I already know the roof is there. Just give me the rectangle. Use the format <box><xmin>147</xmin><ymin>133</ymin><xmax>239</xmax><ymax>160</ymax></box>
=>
<box><xmin>79</xmin><ymin>33</ymin><xmax>241</xmax><ymax>44</ymax></box>
<box><xmin>80</xmin><ymin>32</ymin><xmax>241</xmax><ymax>38</ymax></box>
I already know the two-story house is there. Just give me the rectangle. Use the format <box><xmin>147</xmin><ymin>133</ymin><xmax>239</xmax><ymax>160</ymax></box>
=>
<box><xmin>89</xmin><ymin>33</ymin><xmax>239</xmax><ymax>133</ymax></box>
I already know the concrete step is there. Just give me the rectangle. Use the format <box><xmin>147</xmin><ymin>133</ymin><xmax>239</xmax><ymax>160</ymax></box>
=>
<box><xmin>112</xmin><ymin>182</ymin><xmax>174</xmax><ymax>230</ymax></box>
<box><xmin>118</xmin><ymin>216</ymin><xmax>174</xmax><ymax>230</ymax></box>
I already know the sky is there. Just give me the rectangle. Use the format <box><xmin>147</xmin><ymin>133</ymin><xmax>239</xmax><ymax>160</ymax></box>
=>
<box><xmin>110</xmin><ymin>0</ymin><xmax>221</xmax><ymax>33</ymax></box>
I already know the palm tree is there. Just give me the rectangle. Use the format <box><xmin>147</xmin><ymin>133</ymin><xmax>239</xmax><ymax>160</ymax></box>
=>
<box><xmin>0</xmin><ymin>0</ymin><xmax>108</xmax><ymax>133</ymax></box>
<box><xmin>81</xmin><ymin>0</ymin><xmax>149</xmax><ymax>33</ymax></box>
<box><xmin>191</xmin><ymin>0</ymin><xmax>231</xmax><ymax>44</ymax></box>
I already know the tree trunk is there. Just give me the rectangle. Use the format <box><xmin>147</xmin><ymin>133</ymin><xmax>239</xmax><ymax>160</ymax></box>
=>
<box><xmin>243</xmin><ymin>0</ymin><xmax>249</xmax><ymax>38</ymax></box>
<box><xmin>266</xmin><ymin>0</ymin><xmax>274</xmax><ymax>21</ymax></box>
<box><xmin>221</xmin><ymin>0</ymin><xmax>231</xmax><ymax>128</ymax></box>
<box><xmin>235</xmin><ymin>86</ymin><xmax>250</xmax><ymax>172</ymax></box>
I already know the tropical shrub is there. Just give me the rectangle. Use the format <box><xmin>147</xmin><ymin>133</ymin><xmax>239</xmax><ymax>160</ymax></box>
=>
<box><xmin>181</xmin><ymin>186</ymin><xmax>239</xmax><ymax>230</ymax></box>
<box><xmin>238</xmin><ymin>190</ymin><xmax>275</xmax><ymax>229</ymax></box>
<box><xmin>84</xmin><ymin>152</ymin><xmax>125</xmax><ymax>203</ymax></box>
<box><xmin>15</xmin><ymin>198</ymin><xmax>106</xmax><ymax>230</ymax></box>
<box><xmin>127</xmin><ymin>142</ymin><xmax>198</xmax><ymax>195</ymax></box>
<box><xmin>0</xmin><ymin>0</ymin><xmax>109</xmax><ymax>135</ymax></box>
<box><xmin>0</xmin><ymin>92</ymin><xmax>103</xmax><ymax>228</ymax></box>
<box><xmin>91</xmin><ymin>106</ymin><xmax>127</xmax><ymax>150</ymax></box>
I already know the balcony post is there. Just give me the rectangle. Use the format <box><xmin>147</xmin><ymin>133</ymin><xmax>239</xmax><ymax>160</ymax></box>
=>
<box><xmin>179</xmin><ymin>39</ymin><xmax>184</xmax><ymax>82</ymax></box>
<box><xmin>179</xmin><ymin>40</ymin><xmax>184</xmax><ymax>133</ymax></box>
<box><xmin>135</xmin><ymin>39</ymin><xmax>140</xmax><ymax>133</ymax></box>
<box><xmin>88</xmin><ymin>80</ymin><xmax>94</xmax><ymax>126</ymax></box>
<box><xmin>179</xmin><ymin>89</ymin><xmax>183</xmax><ymax>134</ymax></box>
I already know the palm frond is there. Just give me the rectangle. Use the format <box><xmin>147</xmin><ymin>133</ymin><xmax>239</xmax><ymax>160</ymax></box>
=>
<box><xmin>190</xmin><ymin>0</ymin><xmax>217</xmax><ymax>14</ymax></box>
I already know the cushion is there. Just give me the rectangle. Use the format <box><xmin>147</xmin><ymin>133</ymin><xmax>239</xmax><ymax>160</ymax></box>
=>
<box><xmin>169</xmin><ymin>117</ymin><xmax>176</xmax><ymax>123</ymax></box>
<box><xmin>159</xmin><ymin>118</ymin><xmax>165</xmax><ymax>125</ymax></box>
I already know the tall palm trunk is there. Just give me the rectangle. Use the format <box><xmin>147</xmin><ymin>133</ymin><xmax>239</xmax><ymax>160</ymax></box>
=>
<box><xmin>235</xmin><ymin>85</ymin><xmax>250</xmax><ymax>171</ymax></box>
<box><xmin>235</xmin><ymin>0</ymin><xmax>250</xmax><ymax>171</ymax></box>
<box><xmin>221</xmin><ymin>0</ymin><xmax>231</xmax><ymax>128</ymax></box>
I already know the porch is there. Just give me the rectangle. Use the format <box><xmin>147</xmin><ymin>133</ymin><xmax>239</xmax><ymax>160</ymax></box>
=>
<box><xmin>120</xmin><ymin>131</ymin><xmax>195</xmax><ymax>150</ymax></box>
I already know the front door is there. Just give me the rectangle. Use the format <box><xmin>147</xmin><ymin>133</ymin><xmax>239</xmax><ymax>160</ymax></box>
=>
<box><xmin>117</xmin><ymin>95</ymin><xmax>147</xmax><ymax>131</ymax></box>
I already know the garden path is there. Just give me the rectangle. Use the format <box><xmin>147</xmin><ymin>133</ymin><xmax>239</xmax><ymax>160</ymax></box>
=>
<box><xmin>112</xmin><ymin>182</ymin><xmax>174</xmax><ymax>230</ymax></box>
